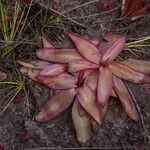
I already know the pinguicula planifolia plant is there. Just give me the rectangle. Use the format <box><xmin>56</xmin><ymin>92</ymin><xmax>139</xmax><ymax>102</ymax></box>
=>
<box><xmin>17</xmin><ymin>33</ymin><xmax>150</xmax><ymax>145</ymax></box>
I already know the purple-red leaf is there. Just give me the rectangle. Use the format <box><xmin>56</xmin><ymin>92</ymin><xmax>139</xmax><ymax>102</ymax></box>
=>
<box><xmin>98</xmin><ymin>33</ymin><xmax>123</xmax><ymax>54</ymax></box>
<box><xmin>40</xmin><ymin>64</ymin><xmax>66</xmax><ymax>76</ymax></box>
<box><xmin>77</xmin><ymin>69</ymin><xmax>94</xmax><ymax>87</ymax></box>
<box><xmin>36</xmin><ymin>73</ymin><xmax>78</xmax><ymax>89</ymax></box>
<box><xmin>109</xmin><ymin>62</ymin><xmax>148</xmax><ymax>83</ymax></box>
<box><xmin>19</xmin><ymin>67</ymin><xmax>40</xmax><ymax>82</ymax></box>
<box><xmin>68</xmin><ymin>33</ymin><xmax>102</xmax><ymax>65</ymax></box>
<box><xmin>102</xmin><ymin>36</ymin><xmax>126</xmax><ymax>64</ymax></box>
<box><xmin>42</xmin><ymin>36</ymin><xmax>56</xmax><ymax>48</ymax></box>
<box><xmin>85</xmin><ymin>71</ymin><xmax>98</xmax><ymax>91</ymax></box>
<box><xmin>121</xmin><ymin>59</ymin><xmax>150</xmax><ymax>74</ymax></box>
<box><xmin>85</xmin><ymin>70</ymin><xmax>115</xmax><ymax>97</ymax></box>
<box><xmin>36</xmin><ymin>48</ymin><xmax>83</xmax><ymax>63</ymax></box>
<box><xmin>78</xmin><ymin>102</ymin><xmax>87</xmax><ymax>116</ymax></box>
<box><xmin>81</xmin><ymin>35</ymin><xmax>99</xmax><ymax>46</ymax></box>
<box><xmin>35</xmin><ymin>89</ymin><xmax>76</xmax><ymax>122</ymax></box>
<box><xmin>97</xmin><ymin>67</ymin><xmax>113</xmax><ymax>108</ymax></box>
<box><xmin>113</xmin><ymin>75</ymin><xmax>139</xmax><ymax>121</ymax></box>
<box><xmin>77</xmin><ymin>84</ymin><xmax>103</xmax><ymax>125</ymax></box>
<box><xmin>68</xmin><ymin>60</ymin><xmax>98</xmax><ymax>73</ymax></box>
<box><xmin>111</xmin><ymin>89</ymin><xmax>118</xmax><ymax>98</ymax></box>
<box><xmin>17</xmin><ymin>60</ymin><xmax>51</xmax><ymax>69</ymax></box>
<box><xmin>72</xmin><ymin>98</ymin><xmax>92</xmax><ymax>145</ymax></box>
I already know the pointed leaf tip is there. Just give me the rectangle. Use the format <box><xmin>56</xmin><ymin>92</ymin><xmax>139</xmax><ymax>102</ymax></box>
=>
<box><xmin>113</xmin><ymin>75</ymin><xmax>139</xmax><ymax>121</ymax></box>
<box><xmin>121</xmin><ymin>59</ymin><xmax>150</xmax><ymax>74</ymax></box>
<box><xmin>102</xmin><ymin>36</ymin><xmax>126</xmax><ymax>64</ymax></box>
<box><xmin>41</xmin><ymin>36</ymin><xmax>55</xmax><ymax>48</ymax></box>
<box><xmin>36</xmin><ymin>48</ymin><xmax>83</xmax><ymax>63</ymax></box>
<box><xmin>110</xmin><ymin>62</ymin><xmax>146</xmax><ymax>84</ymax></box>
<box><xmin>35</xmin><ymin>89</ymin><xmax>76</xmax><ymax>122</ymax></box>
<box><xmin>77</xmin><ymin>84</ymin><xmax>103</xmax><ymax>125</ymax></box>
<box><xmin>17</xmin><ymin>60</ymin><xmax>51</xmax><ymax>69</ymax></box>
<box><xmin>97</xmin><ymin>67</ymin><xmax>113</xmax><ymax>108</ymax></box>
<box><xmin>19</xmin><ymin>67</ymin><xmax>40</xmax><ymax>81</ymax></box>
<box><xmin>72</xmin><ymin>99</ymin><xmax>92</xmax><ymax>145</ymax></box>
<box><xmin>36</xmin><ymin>73</ymin><xmax>78</xmax><ymax>90</ymax></box>
<box><xmin>40</xmin><ymin>64</ymin><xmax>66</xmax><ymax>76</ymax></box>
<box><xmin>68</xmin><ymin>33</ymin><xmax>102</xmax><ymax>65</ymax></box>
<box><xmin>68</xmin><ymin>60</ymin><xmax>98</xmax><ymax>73</ymax></box>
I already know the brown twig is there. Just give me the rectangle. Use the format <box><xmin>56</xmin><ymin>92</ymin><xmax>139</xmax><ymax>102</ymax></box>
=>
<box><xmin>35</xmin><ymin>0</ymin><xmax>86</xmax><ymax>28</ymax></box>
<box><xmin>125</xmin><ymin>83</ymin><xmax>150</xmax><ymax>140</ymax></box>
<box><xmin>62</xmin><ymin>0</ymin><xmax>98</xmax><ymax>14</ymax></box>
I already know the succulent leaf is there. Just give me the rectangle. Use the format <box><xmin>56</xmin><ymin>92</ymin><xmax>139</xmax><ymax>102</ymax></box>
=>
<box><xmin>36</xmin><ymin>73</ymin><xmax>78</xmax><ymax>90</ymax></box>
<box><xmin>68</xmin><ymin>60</ymin><xmax>98</xmax><ymax>73</ymax></box>
<box><xmin>77</xmin><ymin>84</ymin><xmax>103</xmax><ymax>125</ymax></box>
<box><xmin>68</xmin><ymin>33</ymin><xmax>102</xmax><ymax>65</ymax></box>
<box><xmin>40</xmin><ymin>64</ymin><xmax>66</xmax><ymax>76</ymax></box>
<box><xmin>121</xmin><ymin>59</ymin><xmax>150</xmax><ymax>74</ymax></box>
<box><xmin>35</xmin><ymin>89</ymin><xmax>76</xmax><ymax>122</ymax></box>
<box><xmin>42</xmin><ymin>36</ymin><xmax>56</xmax><ymax>48</ymax></box>
<box><xmin>19</xmin><ymin>67</ymin><xmax>41</xmax><ymax>82</ymax></box>
<box><xmin>36</xmin><ymin>48</ymin><xmax>83</xmax><ymax>63</ymax></box>
<box><xmin>17</xmin><ymin>60</ymin><xmax>51</xmax><ymax>69</ymax></box>
<box><xmin>101</xmin><ymin>36</ymin><xmax>126</xmax><ymax>64</ymax></box>
<box><xmin>72</xmin><ymin>99</ymin><xmax>92</xmax><ymax>145</ymax></box>
<box><xmin>110</xmin><ymin>62</ymin><xmax>146</xmax><ymax>83</ymax></box>
<box><xmin>113</xmin><ymin>76</ymin><xmax>139</xmax><ymax>121</ymax></box>
<box><xmin>97</xmin><ymin>67</ymin><xmax>113</xmax><ymax>108</ymax></box>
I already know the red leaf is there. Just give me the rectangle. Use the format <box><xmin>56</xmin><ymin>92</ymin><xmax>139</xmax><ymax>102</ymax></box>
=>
<box><xmin>113</xmin><ymin>75</ymin><xmax>139</xmax><ymax>121</ymax></box>
<box><xmin>101</xmin><ymin>36</ymin><xmax>126</xmax><ymax>64</ymax></box>
<box><xmin>72</xmin><ymin>99</ymin><xmax>92</xmax><ymax>145</ymax></box>
<box><xmin>68</xmin><ymin>33</ymin><xmax>102</xmax><ymax>65</ymax></box>
<box><xmin>109</xmin><ymin>62</ymin><xmax>147</xmax><ymax>83</ymax></box>
<box><xmin>85</xmin><ymin>70</ymin><xmax>118</xmax><ymax>98</ymax></box>
<box><xmin>98</xmin><ymin>33</ymin><xmax>123</xmax><ymax>54</ymax></box>
<box><xmin>40</xmin><ymin>64</ymin><xmax>66</xmax><ymax>76</ymax></box>
<box><xmin>35</xmin><ymin>89</ymin><xmax>76</xmax><ymax>122</ymax></box>
<box><xmin>78</xmin><ymin>102</ymin><xmax>87</xmax><ymax>116</ymax></box>
<box><xmin>97</xmin><ymin>67</ymin><xmax>113</xmax><ymax>108</ymax></box>
<box><xmin>77</xmin><ymin>69</ymin><xmax>94</xmax><ymax>87</ymax></box>
<box><xmin>42</xmin><ymin>36</ymin><xmax>56</xmax><ymax>48</ymax></box>
<box><xmin>36</xmin><ymin>48</ymin><xmax>83</xmax><ymax>63</ymax></box>
<box><xmin>81</xmin><ymin>35</ymin><xmax>99</xmax><ymax>46</ymax></box>
<box><xmin>36</xmin><ymin>73</ymin><xmax>78</xmax><ymax>89</ymax></box>
<box><xmin>111</xmin><ymin>89</ymin><xmax>118</xmax><ymax>98</ymax></box>
<box><xmin>85</xmin><ymin>70</ymin><xmax>98</xmax><ymax>91</ymax></box>
<box><xmin>68</xmin><ymin>60</ymin><xmax>98</xmax><ymax>73</ymax></box>
<box><xmin>19</xmin><ymin>67</ymin><xmax>41</xmax><ymax>82</ymax></box>
<box><xmin>17</xmin><ymin>60</ymin><xmax>51</xmax><ymax>69</ymax></box>
<box><xmin>121</xmin><ymin>59</ymin><xmax>150</xmax><ymax>74</ymax></box>
<box><xmin>77</xmin><ymin>84</ymin><xmax>103</xmax><ymax>125</ymax></box>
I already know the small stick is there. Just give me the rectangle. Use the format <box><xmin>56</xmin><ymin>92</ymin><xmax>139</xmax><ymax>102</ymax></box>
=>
<box><xmin>62</xmin><ymin>0</ymin><xmax>98</xmax><ymax>14</ymax></box>
<box><xmin>125</xmin><ymin>83</ymin><xmax>150</xmax><ymax>140</ymax></box>
<box><xmin>36</xmin><ymin>0</ymin><xmax>86</xmax><ymax>28</ymax></box>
